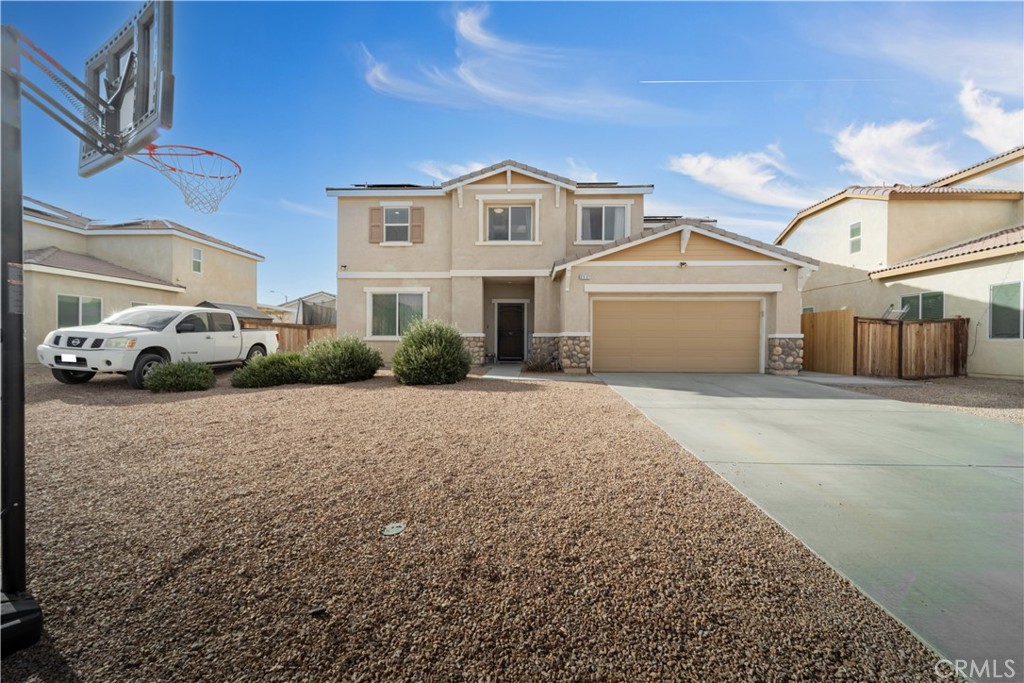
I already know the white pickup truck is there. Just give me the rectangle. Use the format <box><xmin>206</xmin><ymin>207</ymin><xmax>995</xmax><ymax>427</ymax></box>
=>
<box><xmin>36</xmin><ymin>305</ymin><xmax>280</xmax><ymax>389</ymax></box>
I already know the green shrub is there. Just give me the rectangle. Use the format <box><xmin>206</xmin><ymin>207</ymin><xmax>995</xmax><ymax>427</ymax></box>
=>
<box><xmin>391</xmin><ymin>319</ymin><xmax>471</xmax><ymax>385</ymax></box>
<box><xmin>523</xmin><ymin>351</ymin><xmax>560</xmax><ymax>373</ymax></box>
<box><xmin>144</xmin><ymin>360</ymin><xmax>216</xmax><ymax>393</ymax></box>
<box><xmin>302</xmin><ymin>336</ymin><xmax>382</xmax><ymax>384</ymax></box>
<box><xmin>230</xmin><ymin>352</ymin><xmax>305</xmax><ymax>388</ymax></box>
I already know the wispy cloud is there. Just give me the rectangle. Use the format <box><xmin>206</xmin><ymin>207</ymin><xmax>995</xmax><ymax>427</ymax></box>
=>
<box><xmin>279</xmin><ymin>198</ymin><xmax>331</xmax><ymax>219</ymax></box>
<box><xmin>667</xmin><ymin>146</ymin><xmax>818</xmax><ymax>209</ymax></box>
<box><xmin>565</xmin><ymin>158</ymin><xmax>599</xmax><ymax>182</ymax></box>
<box><xmin>833</xmin><ymin>120</ymin><xmax>955</xmax><ymax>184</ymax></box>
<box><xmin>412</xmin><ymin>160</ymin><xmax>489</xmax><ymax>182</ymax></box>
<box><xmin>958</xmin><ymin>80</ymin><xmax>1024</xmax><ymax>154</ymax></box>
<box><xmin>362</xmin><ymin>6</ymin><xmax>675</xmax><ymax>123</ymax></box>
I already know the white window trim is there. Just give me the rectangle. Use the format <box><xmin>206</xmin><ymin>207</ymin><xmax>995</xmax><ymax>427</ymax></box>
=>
<box><xmin>476</xmin><ymin>193</ymin><xmax>542</xmax><ymax>243</ymax></box>
<box><xmin>989</xmin><ymin>281</ymin><xmax>1024</xmax><ymax>340</ymax></box>
<box><xmin>575</xmin><ymin>199</ymin><xmax>633</xmax><ymax>244</ymax></box>
<box><xmin>363</xmin><ymin>286</ymin><xmax>429</xmax><ymax>341</ymax></box>
<box><xmin>382</xmin><ymin>206</ymin><xmax>411</xmax><ymax>244</ymax></box>
<box><xmin>56</xmin><ymin>293</ymin><xmax>103</xmax><ymax>328</ymax></box>
<box><xmin>900</xmin><ymin>291</ymin><xmax>944</xmax><ymax>321</ymax></box>
<box><xmin>492</xmin><ymin>299</ymin><xmax>530</xmax><ymax>361</ymax></box>
<box><xmin>192</xmin><ymin>247</ymin><xmax>203</xmax><ymax>274</ymax></box>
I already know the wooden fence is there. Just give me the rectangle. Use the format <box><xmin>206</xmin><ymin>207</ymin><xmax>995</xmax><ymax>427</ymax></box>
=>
<box><xmin>802</xmin><ymin>311</ymin><xmax>968</xmax><ymax>379</ymax></box>
<box><xmin>801</xmin><ymin>309</ymin><xmax>855</xmax><ymax>374</ymax></box>
<box><xmin>269</xmin><ymin>323</ymin><xmax>336</xmax><ymax>352</ymax></box>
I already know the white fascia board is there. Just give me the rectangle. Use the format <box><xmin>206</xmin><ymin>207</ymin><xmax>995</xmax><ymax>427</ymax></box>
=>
<box><xmin>339</xmin><ymin>272</ymin><xmax>451</xmax><ymax>279</ymax></box>
<box><xmin>572</xmin><ymin>187</ymin><xmax>653</xmax><ymax>195</ymax></box>
<box><xmin>552</xmin><ymin>225</ymin><xmax>687</xmax><ymax>272</ymax></box>
<box><xmin>583</xmin><ymin>260</ymin><xmax>785</xmax><ymax>267</ymax></box>
<box><xmin>24</xmin><ymin>264</ymin><xmax>187</xmax><ymax>292</ymax></box>
<box><xmin>583</xmin><ymin>283</ymin><xmax>783</xmax><ymax>293</ymax></box>
<box><xmin>326</xmin><ymin>188</ymin><xmax>445</xmax><ymax>198</ymax></box>
<box><xmin>450</xmin><ymin>269</ymin><xmax>550</xmax><ymax>277</ymax></box>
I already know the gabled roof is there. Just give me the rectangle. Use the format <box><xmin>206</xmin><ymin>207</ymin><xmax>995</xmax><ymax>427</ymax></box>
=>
<box><xmin>196</xmin><ymin>301</ymin><xmax>274</xmax><ymax>321</ymax></box>
<box><xmin>24</xmin><ymin>196</ymin><xmax>91</xmax><ymax>229</ymax></box>
<box><xmin>870</xmin><ymin>225</ymin><xmax>1024</xmax><ymax>277</ymax></box>
<box><xmin>441</xmin><ymin>160</ymin><xmax>577</xmax><ymax>190</ymax></box>
<box><xmin>775</xmin><ymin>185</ymin><xmax>1022</xmax><ymax>245</ymax></box>
<box><xmin>927</xmin><ymin>146</ymin><xmax>1024</xmax><ymax>188</ymax></box>
<box><xmin>552</xmin><ymin>218</ymin><xmax>818</xmax><ymax>274</ymax></box>
<box><xmin>24</xmin><ymin>246</ymin><xmax>182</xmax><ymax>289</ymax></box>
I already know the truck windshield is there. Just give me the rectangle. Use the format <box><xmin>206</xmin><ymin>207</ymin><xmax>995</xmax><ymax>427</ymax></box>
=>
<box><xmin>101</xmin><ymin>308</ymin><xmax>181</xmax><ymax>331</ymax></box>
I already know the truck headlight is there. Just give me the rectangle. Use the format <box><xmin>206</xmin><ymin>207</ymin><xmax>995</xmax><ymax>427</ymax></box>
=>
<box><xmin>104</xmin><ymin>337</ymin><xmax>137</xmax><ymax>349</ymax></box>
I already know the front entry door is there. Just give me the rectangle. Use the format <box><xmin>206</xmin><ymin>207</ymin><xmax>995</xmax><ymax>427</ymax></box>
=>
<box><xmin>497</xmin><ymin>303</ymin><xmax>525</xmax><ymax>361</ymax></box>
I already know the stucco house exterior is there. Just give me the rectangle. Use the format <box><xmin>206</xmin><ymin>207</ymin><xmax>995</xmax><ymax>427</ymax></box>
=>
<box><xmin>774</xmin><ymin>147</ymin><xmax>1024</xmax><ymax>379</ymax></box>
<box><xmin>23</xmin><ymin>196</ymin><xmax>264</xmax><ymax>362</ymax></box>
<box><xmin>328</xmin><ymin>160</ymin><xmax>818</xmax><ymax>374</ymax></box>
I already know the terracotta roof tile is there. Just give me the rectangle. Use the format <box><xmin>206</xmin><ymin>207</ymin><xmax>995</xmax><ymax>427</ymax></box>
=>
<box><xmin>871</xmin><ymin>225</ymin><xmax>1024</xmax><ymax>274</ymax></box>
<box><xmin>927</xmin><ymin>146</ymin><xmax>1024</xmax><ymax>187</ymax></box>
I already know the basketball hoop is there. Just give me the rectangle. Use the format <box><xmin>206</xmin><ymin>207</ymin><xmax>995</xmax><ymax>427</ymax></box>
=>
<box><xmin>130</xmin><ymin>144</ymin><xmax>241</xmax><ymax>214</ymax></box>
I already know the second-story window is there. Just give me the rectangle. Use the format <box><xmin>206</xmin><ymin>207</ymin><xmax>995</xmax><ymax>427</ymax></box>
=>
<box><xmin>384</xmin><ymin>208</ymin><xmax>410</xmax><ymax>243</ymax></box>
<box><xmin>849</xmin><ymin>222</ymin><xmax>862</xmax><ymax>254</ymax></box>
<box><xmin>488</xmin><ymin>205</ymin><xmax>533</xmax><ymax>242</ymax></box>
<box><xmin>192</xmin><ymin>247</ymin><xmax>203</xmax><ymax>273</ymax></box>
<box><xmin>581</xmin><ymin>206</ymin><xmax>626</xmax><ymax>242</ymax></box>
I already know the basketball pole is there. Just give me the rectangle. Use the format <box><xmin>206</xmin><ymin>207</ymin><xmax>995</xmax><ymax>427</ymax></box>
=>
<box><xmin>1</xmin><ymin>23</ymin><xmax>44</xmax><ymax>656</ymax></box>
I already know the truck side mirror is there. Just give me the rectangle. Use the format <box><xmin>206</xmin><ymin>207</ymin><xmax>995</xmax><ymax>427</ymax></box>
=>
<box><xmin>176</xmin><ymin>322</ymin><xmax>195</xmax><ymax>333</ymax></box>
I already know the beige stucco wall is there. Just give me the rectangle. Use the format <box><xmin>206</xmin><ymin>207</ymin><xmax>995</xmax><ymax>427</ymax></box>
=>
<box><xmin>337</xmin><ymin>196</ymin><xmax>453</xmax><ymax>274</ymax></box>
<box><xmin>86</xmin><ymin>234</ymin><xmax>175</xmax><ymax>281</ymax></box>
<box><xmin>25</xmin><ymin>218</ymin><xmax>87</xmax><ymax>253</ymax></box>
<box><xmin>886</xmin><ymin>198</ymin><xmax>1023</xmax><ymax>263</ymax></box>
<box><xmin>170</xmin><ymin>238</ymin><xmax>259</xmax><ymax>305</ymax></box>
<box><xmin>801</xmin><ymin>254</ymin><xmax>1024</xmax><ymax>379</ymax></box>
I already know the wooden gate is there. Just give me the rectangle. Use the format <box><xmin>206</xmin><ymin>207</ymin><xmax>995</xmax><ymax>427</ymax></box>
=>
<box><xmin>269</xmin><ymin>323</ymin><xmax>335</xmax><ymax>352</ymax></box>
<box><xmin>801</xmin><ymin>309</ymin><xmax>855</xmax><ymax>374</ymax></box>
<box><xmin>854</xmin><ymin>317</ymin><xmax>968</xmax><ymax>379</ymax></box>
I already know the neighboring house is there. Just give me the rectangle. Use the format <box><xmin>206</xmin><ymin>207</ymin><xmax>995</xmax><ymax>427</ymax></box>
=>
<box><xmin>195</xmin><ymin>301</ymin><xmax>275</xmax><ymax>329</ymax></box>
<box><xmin>22</xmin><ymin>196</ymin><xmax>264</xmax><ymax>362</ymax></box>
<box><xmin>774</xmin><ymin>147</ymin><xmax>1024</xmax><ymax>379</ymax></box>
<box><xmin>279</xmin><ymin>291</ymin><xmax>337</xmax><ymax>325</ymax></box>
<box><xmin>327</xmin><ymin>160</ymin><xmax>818</xmax><ymax>374</ymax></box>
<box><xmin>257</xmin><ymin>303</ymin><xmax>294</xmax><ymax>324</ymax></box>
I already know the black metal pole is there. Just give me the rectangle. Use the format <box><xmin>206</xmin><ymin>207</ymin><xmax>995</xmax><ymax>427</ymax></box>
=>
<box><xmin>1</xmin><ymin>23</ymin><xmax>43</xmax><ymax>656</ymax></box>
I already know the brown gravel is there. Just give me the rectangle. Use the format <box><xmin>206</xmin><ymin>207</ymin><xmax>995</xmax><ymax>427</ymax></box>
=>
<box><xmin>6</xmin><ymin>368</ymin><xmax>939</xmax><ymax>682</ymax></box>
<box><xmin>846</xmin><ymin>376</ymin><xmax>1024</xmax><ymax>425</ymax></box>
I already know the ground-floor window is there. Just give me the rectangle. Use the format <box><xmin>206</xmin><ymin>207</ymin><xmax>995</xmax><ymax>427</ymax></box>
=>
<box><xmin>900</xmin><ymin>291</ymin><xmax>943</xmax><ymax>320</ymax></box>
<box><xmin>369</xmin><ymin>291</ymin><xmax>425</xmax><ymax>338</ymax></box>
<box><xmin>57</xmin><ymin>294</ymin><xmax>102</xmax><ymax>328</ymax></box>
<box><xmin>990</xmin><ymin>282</ymin><xmax>1023</xmax><ymax>339</ymax></box>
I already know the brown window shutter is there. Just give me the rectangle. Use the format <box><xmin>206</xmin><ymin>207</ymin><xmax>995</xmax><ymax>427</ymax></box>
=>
<box><xmin>369</xmin><ymin>207</ymin><xmax>383</xmax><ymax>244</ymax></box>
<box><xmin>410</xmin><ymin>207</ymin><xmax>425</xmax><ymax>243</ymax></box>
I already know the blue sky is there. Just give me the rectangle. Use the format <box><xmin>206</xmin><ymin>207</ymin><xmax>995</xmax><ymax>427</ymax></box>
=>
<box><xmin>4</xmin><ymin>1</ymin><xmax>1022</xmax><ymax>305</ymax></box>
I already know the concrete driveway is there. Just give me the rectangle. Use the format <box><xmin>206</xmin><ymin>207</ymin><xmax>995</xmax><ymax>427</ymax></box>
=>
<box><xmin>600</xmin><ymin>373</ymin><xmax>1023</xmax><ymax>680</ymax></box>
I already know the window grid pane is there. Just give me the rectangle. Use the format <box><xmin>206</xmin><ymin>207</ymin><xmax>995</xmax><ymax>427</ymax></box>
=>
<box><xmin>510</xmin><ymin>206</ymin><xmax>531</xmax><ymax>241</ymax></box>
<box><xmin>488</xmin><ymin>208</ymin><xmax>509</xmax><ymax>241</ymax></box>
<box><xmin>385</xmin><ymin>224</ymin><xmax>409</xmax><ymax>242</ymax></box>
<box><xmin>397</xmin><ymin>293</ymin><xmax>423</xmax><ymax>335</ymax></box>
<box><xmin>581</xmin><ymin>207</ymin><xmax>602</xmax><ymax>240</ymax></box>
<box><xmin>901</xmin><ymin>295</ymin><xmax>920</xmax><ymax>321</ymax></box>
<box><xmin>991</xmin><ymin>283</ymin><xmax>1022</xmax><ymax>339</ymax></box>
<box><xmin>604</xmin><ymin>206</ymin><xmax>625</xmax><ymax>241</ymax></box>
<box><xmin>372</xmin><ymin>294</ymin><xmax>397</xmax><ymax>336</ymax></box>
<box><xmin>57</xmin><ymin>295</ymin><xmax>79</xmax><ymax>328</ymax></box>
<box><xmin>81</xmin><ymin>297</ymin><xmax>102</xmax><ymax>325</ymax></box>
<box><xmin>920</xmin><ymin>292</ymin><xmax>944</xmax><ymax>320</ymax></box>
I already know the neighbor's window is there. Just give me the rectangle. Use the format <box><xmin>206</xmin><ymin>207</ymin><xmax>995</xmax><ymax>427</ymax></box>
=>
<box><xmin>802</xmin><ymin>306</ymin><xmax>815</xmax><ymax>314</ymax></box>
<box><xmin>384</xmin><ymin>207</ymin><xmax>410</xmax><ymax>243</ymax></box>
<box><xmin>57</xmin><ymin>294</ymin><xmax>102</xmax><ymax>328</ymax></box>
<box><xmin>488</xmin><ymin>205</ymin><xmax>533</xmax><ymax>242</ymax></box>
<box><xmin>900</xmin><ymin>292</ymin><xmax>944</xmax><ymax>321</ymax></box>
<box><xmin>371</xmin><ymin>292</ymin><xmax>424</xmax><ymax>337</ymax></box>
<box><xmin>990</xmin><ymin>282</ymin><xmax>1023</xmax><ymax>339</ymax></box>
<box><xmin>580</xmin><ymin>206</ymin><xmax>627</xmax><ymax>242</ymax></box>
<box><xmin>849</xmin><ymin>222</ymin><xmax>862</xmax><ymax>254</ymax></box>
<box><xmin>192</xmin><ymin>247</ymin><xmax>203</xmax><ymax>273</ymax></box>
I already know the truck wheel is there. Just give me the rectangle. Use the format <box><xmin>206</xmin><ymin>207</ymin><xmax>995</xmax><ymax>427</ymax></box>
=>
<box><xmin>128</xmin><ymin>353</ymin><xmax>165</xmax><ymax>389</ymax></box>
<box><xmin>245</xmin><ymin>345</ymin><xmax>266</xmax><ymax>363</ymax></box>
<box><xmin>51</xmin><ymin>369</ymin><xmax>96</xmax><ymax>384</ymax></box>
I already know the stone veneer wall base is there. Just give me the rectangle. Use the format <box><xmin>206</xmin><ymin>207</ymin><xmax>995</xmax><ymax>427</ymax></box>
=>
<box><xmin>767</xmin><ymin>337</ymin><xmax>803</xmax><ymax>375</ymax></box>
<box><xmin>463</xmin><ymin>336</ymin><xmax>486</xmax><ymax>366</ymax></box>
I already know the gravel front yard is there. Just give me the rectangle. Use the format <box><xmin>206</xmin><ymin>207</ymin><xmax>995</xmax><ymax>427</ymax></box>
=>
<box><xmin>848</xmin><ymin>376</ymin><xmax>1024</xmax><ymax>425</ymax></box>
<box><xmin>6</xmin><ymin>370</ymin><xmax>938</xmax><ymax>681</ymax></box>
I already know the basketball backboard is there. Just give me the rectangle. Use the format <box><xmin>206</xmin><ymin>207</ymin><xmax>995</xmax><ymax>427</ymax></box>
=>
<box><xmin>78</xmin><ymin>0</ymin><xmax>174</xmax><ymax>177</ymax></box>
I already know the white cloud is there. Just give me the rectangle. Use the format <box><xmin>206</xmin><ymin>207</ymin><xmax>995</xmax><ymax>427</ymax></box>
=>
<box><xmin>362</xmin><ymin>6</ymin><xmax>674</xmax><ymax>122</ymax></box>
<box><xmin>667</xmin><ymin>147</ymin><xmax>817</xmax><ymax>209</ymax></box>
<box><xmin>412</xmin><ymin>160</ymin><xmax>489</xmax><ymax>182</ymax></box>
<box><xmin>833</xmin><ymin>120</ymin><xmax>956</xmax><ymax>184</ymax></box>
<box><xmin>565</xmin><ymin>158</ymin><xmax>599</xmax><ymax>182</ymax></box>
<box><xmin>279</xmin><ymin>198</ymin><xmax>331</xmax><ymax>219</ymax></box>
<box><xmin>958</xmin><ymin>80</ymin><xmax>1024</xmax><ymax>154</ymax></box>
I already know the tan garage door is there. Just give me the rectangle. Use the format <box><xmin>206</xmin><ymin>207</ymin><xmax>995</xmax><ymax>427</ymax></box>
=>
<box><xmin>592</xmin><ymin>299</ymin><xmax>761</xmax><ymax>372</ymax></box>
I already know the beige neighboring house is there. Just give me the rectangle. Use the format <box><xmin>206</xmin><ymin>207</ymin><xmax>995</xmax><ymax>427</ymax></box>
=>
<box><xmin>327</xmin><ymin>160</ymin><xmax>818</xmax><ymax>374</ymax></box>
<box><xmin>774</xmin><ymin>147</ymin><xmax>1024</xmax><ymax>379</ymax></box>
<box><xmin>23</xmin><ymin>196</ymin><xmax>264</xmax><ymax>362</ymax></box>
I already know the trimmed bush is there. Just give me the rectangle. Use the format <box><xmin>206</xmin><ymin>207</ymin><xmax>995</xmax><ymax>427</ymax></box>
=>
<box><xmin>230</xmin><ymin>352</ymin><xmax>305</xmax><ymax>388</ymax></box>
<box><xmin>302</xmin><ymin>336</ymin><xmax>382</xmax><ymax>384</ymax></box>
<box><xmin>143</xmin><ymin>360</ymin><xmax>216</xmax><ymax>393</ymax></box>
<box><xmin>391</xmin><ymin>319</ymin><xmax>471</xmax><ymax>385</ymax></box>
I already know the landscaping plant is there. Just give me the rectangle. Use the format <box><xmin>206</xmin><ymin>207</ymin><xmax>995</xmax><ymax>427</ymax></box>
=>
<box><xmin>391</xmin><ymin>319</ymin><xmax>471</xmax><ymax>385</ymax></box>
<box><xmin>301</xmin><ymin>336</ymin><xmax>383</xmax><ymax>384</ymax></box>
<box><xmin>230</xmin><ymin>352</ymin><xmax>306</xmax><ymax>388</ymax></box>
<box><xmin>143</xmin><ymin>360</ymin><xmax>216</xmax><ymax>393</ymax></box>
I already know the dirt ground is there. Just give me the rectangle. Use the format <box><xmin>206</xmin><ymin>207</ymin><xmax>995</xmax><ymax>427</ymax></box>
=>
<box><xmin>847</xmin><ymin>376</ymin><xmax>1024</xmax><ymax>425</ymax></box>
<box><xmin>6</xmin><ymin>367</ymin><xmax>939</xmax><ymax>682</ymax></box>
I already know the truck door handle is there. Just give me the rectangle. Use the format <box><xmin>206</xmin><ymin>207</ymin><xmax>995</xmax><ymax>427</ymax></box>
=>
<box><xmin>205</xmin><ymin>335</ymin><xmax>213</xmax><ymax>339</ymax></box>
<box><xmin>232</xmin><ymin>334</ymin><xmax>239</xmax><ymax>338</ymax></box>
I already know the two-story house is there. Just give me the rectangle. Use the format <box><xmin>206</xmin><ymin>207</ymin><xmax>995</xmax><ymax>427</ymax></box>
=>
<box><xmin>775</xmin><ymin>147</ymin><xmax>1024</xmax><ymax>378</ymax></box>
<box><xmin>23</xmin><ymin>196</ymin><xmax>265</xmax><ymax>362</ymax></box>
<box><xmin>328</xmin><ymin>161</ymin><xmax>817</xmax><ymax>374</ymax></box>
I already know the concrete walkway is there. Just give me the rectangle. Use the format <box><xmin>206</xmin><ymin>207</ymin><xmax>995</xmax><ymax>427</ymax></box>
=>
<box><xmin>599</xmin><ymin>373</ymin><xmax>1023</xmax><ymax>681</ymax></box>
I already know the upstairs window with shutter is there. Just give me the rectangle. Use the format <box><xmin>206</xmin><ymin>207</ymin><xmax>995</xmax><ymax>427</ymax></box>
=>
<box><xmin>369</xmin><ymin>206</ymin><xmax>424</xmax><ymax>245</ymax></box>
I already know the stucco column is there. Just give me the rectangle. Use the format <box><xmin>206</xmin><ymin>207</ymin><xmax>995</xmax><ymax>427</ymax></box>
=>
<box><xmin>451</xmin><ymin>276</ymin><xmax>483</xmax><ymax>334</ymax></box>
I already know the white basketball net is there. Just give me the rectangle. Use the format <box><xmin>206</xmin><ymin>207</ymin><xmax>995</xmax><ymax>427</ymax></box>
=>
<box><xmin>131</xmin><ymin>145</ymin><xmax>241</xmax><ymax>213</ymax></box>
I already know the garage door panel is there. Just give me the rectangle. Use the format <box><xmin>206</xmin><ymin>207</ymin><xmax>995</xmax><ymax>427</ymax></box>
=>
<box><xmin>593</xmin><ymin>300</ymin><xmax>761</xmax><ymax>373</ymax></box>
